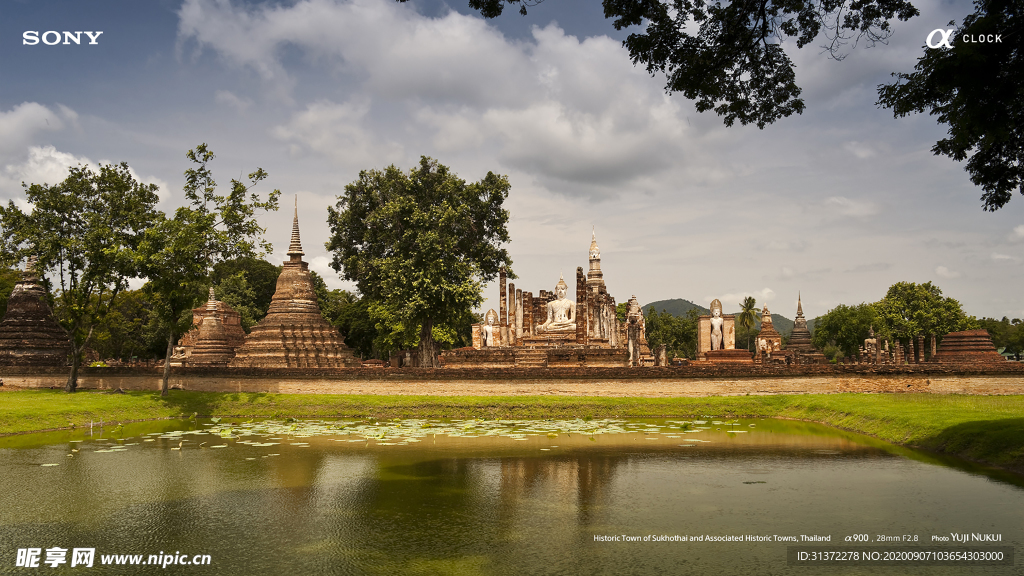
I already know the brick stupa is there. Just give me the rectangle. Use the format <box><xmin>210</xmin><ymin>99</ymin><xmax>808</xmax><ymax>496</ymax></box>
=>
<box><xmin>188</xmin><ymin>288</ymin><xmax>238</xmax><ymax>367</ymax></box>
<box><xmin>787</xmin><ymin>294</ymin><xmax>813</xmax><ymax>350</ymax></box>
<box><xmin>177</xmin><ymin>288</ymin><xmax>245</xmax><ymax>358</ymax></box>
<box><xmin>228</xmin><ymin>203</ymin><xmax>358</xmax><ymax>368</ymax></box>
<box><xmin>931</xmin><ymin>330</ymin><xmax>1005</xmax><ymax>364</ymax></box>
<box><xmin>0</xmin><ymin>257</ymin><xmax>71</xmax><ymax>366</ymax></box>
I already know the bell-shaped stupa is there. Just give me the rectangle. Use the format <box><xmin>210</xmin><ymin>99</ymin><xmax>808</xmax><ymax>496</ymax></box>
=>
<box><xmin>188</xmin><ymin>288</ymin><xmax>237</xmax><ymax>366</ymax></box>
<box><xmin>0</xmin><ymin>257</ymin><xmax>72</xmax><ymax>366</ymax></box>
<box><xmin>787</xmin><ymin>293</ymin><xmax>814</xmax><ymax>350</ymax></box>
<box><xmin>229</xmin><ymin>201</ymin><xmax>358</xmax><ymax>368</ymax></box>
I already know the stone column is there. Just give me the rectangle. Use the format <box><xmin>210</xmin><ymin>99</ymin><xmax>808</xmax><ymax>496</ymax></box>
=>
<box><xmin>930</xmin><ymin>333</ymin><xmax>937</xmax><ymax>361</ymax></box>
<box><xmin>575</xmin><ymin>267</ymin><xmax>588</xmax><ymax>345</ymax></box>
<box><xmin>656</xmin><ymin>344</ymin><xmax>667</xmax><ymax>366</ymax></box>
<box><xmin>499</xmin><ymin>268</ymin><xmax>507</xmax><ymax>328</ymax></box>
<box><xmin>916</xmin><ymin>334</ymin><xmax>925</xmax><ymax>363</ymax></box>
<box><xmin>524</xmin><ymin>292</ymin><xmax>534</xmax><ymax>338</ymax></box>
<box><xmin>515</xmin><ymin>288</ymin><xmax>523</xmax><ymax>344</ymax></box>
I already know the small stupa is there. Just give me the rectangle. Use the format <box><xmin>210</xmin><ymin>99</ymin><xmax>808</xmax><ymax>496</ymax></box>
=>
<box><xmin>787</xmin><ymin>293</ymin><xmax>814</xmax><ymax>350</ymax></box>
<box><xmin>176</xmin><ymin>289</ymin><xmax>245</xmax><ymax>358</ymax></box>
<box><xmin>188</xmin><ymin>288</ymin><xmax>237</xmax><ymax>366</ymax></box>
<box><xmin>0</xmin><ymin>257</ymin><xmax>72</xmax><ymax>366</ymax></box>
<box><xmin>228</xmin><ymin>200</ymin><xmax>358</xmax><ymax>368</ymax></box>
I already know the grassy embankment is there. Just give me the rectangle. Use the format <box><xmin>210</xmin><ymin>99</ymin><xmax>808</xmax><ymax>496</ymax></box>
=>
<box><xmin>1</xmin><ymin>388</ymin><xmax>1023</xmax><ymax>472</ymax></box>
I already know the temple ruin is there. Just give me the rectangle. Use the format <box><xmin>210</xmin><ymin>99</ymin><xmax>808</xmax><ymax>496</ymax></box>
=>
<box><xmin>0</xmin><ymin>257</ymin><xmax>71</xmax><ymax>366</ymax></box>
<box><xmin>172</xmin><ymin>288</ymin><xmax>245</xmax><ymax>366</ymax></box>
<box><xmin>228</xmin><ymin>204</ymin><xmax>359</xmax><ymax>368</ymax></box>
<box><xmin>443</xmin><ymin>231</ymin><xmax>652</xmax><ymax>367</ymax></box>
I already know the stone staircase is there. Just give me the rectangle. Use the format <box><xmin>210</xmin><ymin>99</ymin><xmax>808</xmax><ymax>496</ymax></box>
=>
<box><xmin>515</xmin><ymin>349</ymin><xmax>548</xmax><ymax>368</ymax></box>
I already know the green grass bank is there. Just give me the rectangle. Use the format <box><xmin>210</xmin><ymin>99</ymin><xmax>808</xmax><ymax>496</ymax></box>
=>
<box><xmin>2</xmin><ymin>389</ymin><xmax>1023</xmax><ymax>473</ymax></box>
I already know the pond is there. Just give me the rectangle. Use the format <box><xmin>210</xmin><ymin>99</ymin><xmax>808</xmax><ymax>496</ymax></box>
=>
<box><xmin>1</xmin><ymin>417</ymin><xmax>1021</xmax><ymax>575</ymax></box>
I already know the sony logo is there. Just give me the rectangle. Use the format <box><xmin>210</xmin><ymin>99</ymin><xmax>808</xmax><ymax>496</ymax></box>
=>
<box><xmin>23</xmin><ymin>31</ymin><xmax>104</xmax><ymax>45</ymax></box>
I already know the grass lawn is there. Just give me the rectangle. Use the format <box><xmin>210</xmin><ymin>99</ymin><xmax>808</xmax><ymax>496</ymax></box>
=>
<box><xmin>2</xmin><ymin>389</ymin><xmax>1023</xmax><ymax>472</ymax></box>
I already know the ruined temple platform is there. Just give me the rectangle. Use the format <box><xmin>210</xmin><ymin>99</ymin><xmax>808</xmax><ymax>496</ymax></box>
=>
<box><xmin>3</xmin><ymin>363</ymin><xmax>1022</xmax><ymax>397</ymax></box>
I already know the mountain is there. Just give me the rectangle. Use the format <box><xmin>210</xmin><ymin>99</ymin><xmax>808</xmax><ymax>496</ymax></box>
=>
<box><xmin>643</xmin><ymin>299</ymin><xmax>709</xmax><ymax>317</ymax></box>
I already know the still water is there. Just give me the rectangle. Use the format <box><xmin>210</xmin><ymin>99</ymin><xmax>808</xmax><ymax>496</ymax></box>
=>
<box><xmin>1</xmin><ymin>417</ymin><xmax>1021</xmax><ymax>575</ymax></box>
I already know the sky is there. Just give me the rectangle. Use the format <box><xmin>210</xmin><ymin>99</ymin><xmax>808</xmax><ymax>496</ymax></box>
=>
<box><xmin>1</xmin><ymin>0</ymin><xmax>1021</xmax><ymax>321</ymax></box>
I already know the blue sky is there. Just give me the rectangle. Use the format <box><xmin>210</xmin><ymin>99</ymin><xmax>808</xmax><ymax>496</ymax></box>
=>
<box><xmin>2</xmin><ymin>0</ymin><xmax>1022</xmax><ymax>320</ymax></box>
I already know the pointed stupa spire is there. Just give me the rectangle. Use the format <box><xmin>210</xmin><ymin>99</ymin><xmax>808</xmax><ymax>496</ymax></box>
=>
<box><xmin>287</xmin><ymin>195</ymin><xmax>304</xmax><ymax>259</ymax></box>
<box><xmin>206</xmin><ymin>287</ymin><xmax>218</xmax><ymax>312</ymax></box>
<box><xmin>796</xmin><ymin>292</ymin><xmax>804</xmax><ymax>318</ymax></box>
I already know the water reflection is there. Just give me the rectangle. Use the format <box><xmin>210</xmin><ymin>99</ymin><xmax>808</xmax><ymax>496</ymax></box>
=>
<box><xmin>0</xmin><ymin>420</ymin><xmax>1021</xmax><ymax>575</ymax></box>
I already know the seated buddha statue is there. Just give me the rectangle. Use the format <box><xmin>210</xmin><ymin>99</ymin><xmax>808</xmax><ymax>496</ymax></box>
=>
<box><xmin>537</xmin><ymin>274</ymin><xmax>576</xmax><ymax>334</ymax></box>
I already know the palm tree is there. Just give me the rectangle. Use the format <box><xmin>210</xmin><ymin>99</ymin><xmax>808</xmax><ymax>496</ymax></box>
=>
<box><xmin>737</xmin><ymin>296</ymin><xmax>758</xmax><ymax>351</ymax></box>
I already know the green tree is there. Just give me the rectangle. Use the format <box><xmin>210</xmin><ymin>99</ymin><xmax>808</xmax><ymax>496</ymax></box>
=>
<box><xmin>327</xmin><ymin>156</ymin><xmax>513</xmax><ymax>367</ymax></box>
<box><xmin>644</xmin><ymin>307</ymin><xmax>699</xmax><ymax>359</ymax></box>
<box><xmin>877</xmin><ymin>0</ymin><xmax>1022</xmax><ymax>210</ymax></box>
<box><xmin>736</xmin><ymin>296</ymin><xmax>758</xmax><ymax>351</ymax></box>
<box><xmin>211</xmin><ymin>257</ymin><xmax>281</xmax><ymax>326</ymax></box>
<box><xmin>873</xmin><ymin>281</ymin><xmax>977</xmax><ymax>345</ymax></box>
<box><xmin>978</xmin><ymin>317</ymin><xmax>1022</xmax><ymax>356</ymax></box>
<box><xmin>140</xmin><ymin>144</ymin><xmax>279</xmax><ymax>395</ymax></box>
<box><xmin>89</xmin><ymin>289</ymin><xmax>161</xmax><ymax>362</ymax></box>
<box><xmin>0</xmin><ymin>267</ymin><xmax>20</xmax><ymax>319</ymax></box>
<box><xmin>0</xmin><ymin>163</ymin><xmax>160</xmax><ymax>391</ymax></box>
<box><xmin>811</xmin><ymin>303</ymin><xmax>880</xmax><ymax>360</ymax></box>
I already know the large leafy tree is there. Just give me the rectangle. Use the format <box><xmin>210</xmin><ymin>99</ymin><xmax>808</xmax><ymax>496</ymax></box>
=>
<box><xmin>873</xmin><ymin>281</ymin><xmax>977</xmax><ymax>342</ymax></box>
<box><xmin>811</xmin><ymin>303</ymin><xmax>880</xmax><ymax>359</ymax></box>
<box><xmin>327</xmin><ymin>156</ymin><xmax>513</xmax><ymax>367</ymax></box>
<box><xmin>0</xmin><ymin>163</ymin><xmax>160</xmax><ymax>391</ymax></box>
<box><xmin>878</xmin><ymin>0</ymin><xmax>1022</xmax><ymax>210</ymax></box>
<box><xmin>140</xmin><ymin>144</ymin><xmax>279</xmax><ymax>395</ymax></box>
<box><xmin>0</xmin><ymin>267</ymin><xmax>20</xmax><ymax>318</ymax></box>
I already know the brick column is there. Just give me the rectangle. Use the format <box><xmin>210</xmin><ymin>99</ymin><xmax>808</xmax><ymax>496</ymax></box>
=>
<box><xmin>575</xmin><ymin>267</ymin><xmax>587</xmax><ymax>345</ymax></box>
<box><xmin>499</xmin><ymin>268</ymin><xmax>507</xmax><ymax>327</ymax></box>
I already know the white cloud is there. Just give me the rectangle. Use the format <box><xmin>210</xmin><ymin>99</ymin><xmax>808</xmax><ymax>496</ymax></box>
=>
<box><xmin>824</xmin><ymin>196</ymin><xmax>879</xmax><ymax>217</ymax></box>
<box><xmin>843</xmin><ymin>141</ymin><xmax>875</xmax><ymax>159</ymax></box>
<box><xmin>0</xmin><ymin>103</ymin><xmax>67</xmax><ymax>154</ymax></box>
<box><xmin>215</xmin><ymin>90</ymin><xmax>254</xmax><ymax>112</ymax></box>
<box><xmin>780</xmin><ymin>266</ymin><xmax>795</xmax><ymax>279</ymax></box>
<box><xmin>273</xmin><ymin>99</ymin><xmax>404</xmax><ymax>169</ymax></box>
<box><xmin>935</xmin><ymin>266</ymin><xmax>961</xmax><ymax>279</ymax></box>
<box><xmin>1010</xmin><ymin>225</ymin><xmax>1024</xmax><ymax>241</ymax></box>
<box><xmin>180</xmin><ymin>0</ymin><xmax>694</xmax><ymax>199</ymax></box>
<box><xmin>991</xmin><ymin>253</ymin><xmax>1021</xmax><ymax>263</ymax></box>
<box><xmin>0</xmin><ymin>146</ymin><xmax>170</xmax><ymax>206</ymax></box>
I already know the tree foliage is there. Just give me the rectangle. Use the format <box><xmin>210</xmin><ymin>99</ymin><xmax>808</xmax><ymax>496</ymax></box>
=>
<box><xmin>877</xmin><ymin>0</ymin><xmax>1023</xmax><ymax>210</ymax></box>
<box><xmin>812</xmin><ymin>281</ymin><xmax>977</xmax><ymax>360</ymax></box>
<box><xmin>811</xmin><ymin>302</ymin><xmax>880</xmax><ymax>360</ymax></box>
<box><xmin>0</xmin><ymin>267</ymin><xmax>19</xmax><ymax>319</ymax></box>
<box><xmin>644</xmin><ymin>307</ymin><xmax>699</xmax><ymax>359</ymax></box>
<box><xmin>873</xmin><ymin>281</ymin><xmax>977</xmax><ymax>341</ymax></box>
<box><xmin>139</xmin><ymin>144</ymin><xmax>279</xmax><ymax>395</ymax></box>
<box><xmin>735</xmin><ymin>296</ymin><xmax>758</xmax><ymax>351</ymax></box>
<box><xmin>327</xmin><ymin>156</ymin><xmax>513</xmax><ymax>367</ymax></box>
<box><xmin>0</xmin><ymin>163</ymin><xmax>160</xmax><ymax>391</ymax></box>
<box><xmin>977</xmin><ymin>316</ymin><xmax>1023</xmax><ymax>356</ymax></box>
<box><xmin>211</xmin><ymin>257</ymin><xmax>281</xmax><ymax>331</ymax></box>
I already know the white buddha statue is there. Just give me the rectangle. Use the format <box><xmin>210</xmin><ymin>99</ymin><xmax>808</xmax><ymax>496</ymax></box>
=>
<box><xmin>537</xmin><ymin>274</ymin><xmax>576</xmax><ymax>333</ymax></box>
<box><xmin>480</xmin><ymin>309</ymin><xmax>499</xmax><ymax>347</ymax></box>
<box><xmin>709</xmin><ymin>299</ymin><xmax>724</xmax><ymax>350</ymax></box>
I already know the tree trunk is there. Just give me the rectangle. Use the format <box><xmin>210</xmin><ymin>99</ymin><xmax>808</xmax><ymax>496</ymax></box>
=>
<box><xmin>161</xmin><ymin>332</ymin><xmax>175</xmax><ymax>396</ymax></box>
<box><xmin>418</xmin><ymin>319</ymin><xmax>439</xmax><ymax>368</ymax></box>
<box><xmin>64</xmin><ymin>352</ymin><xmax>80</xmax><ymax>393</ymax></box>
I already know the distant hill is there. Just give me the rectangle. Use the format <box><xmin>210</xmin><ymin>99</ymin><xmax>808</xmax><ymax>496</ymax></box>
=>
<box><xmin>643</xmin><ymin>299</ymin><xmax>709</xmax><ymax>317</ymax></box>
<box><xmin>643</xmin><ymin>298</ymin><xmax>817</xmax><ymax>336</ymax></box>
